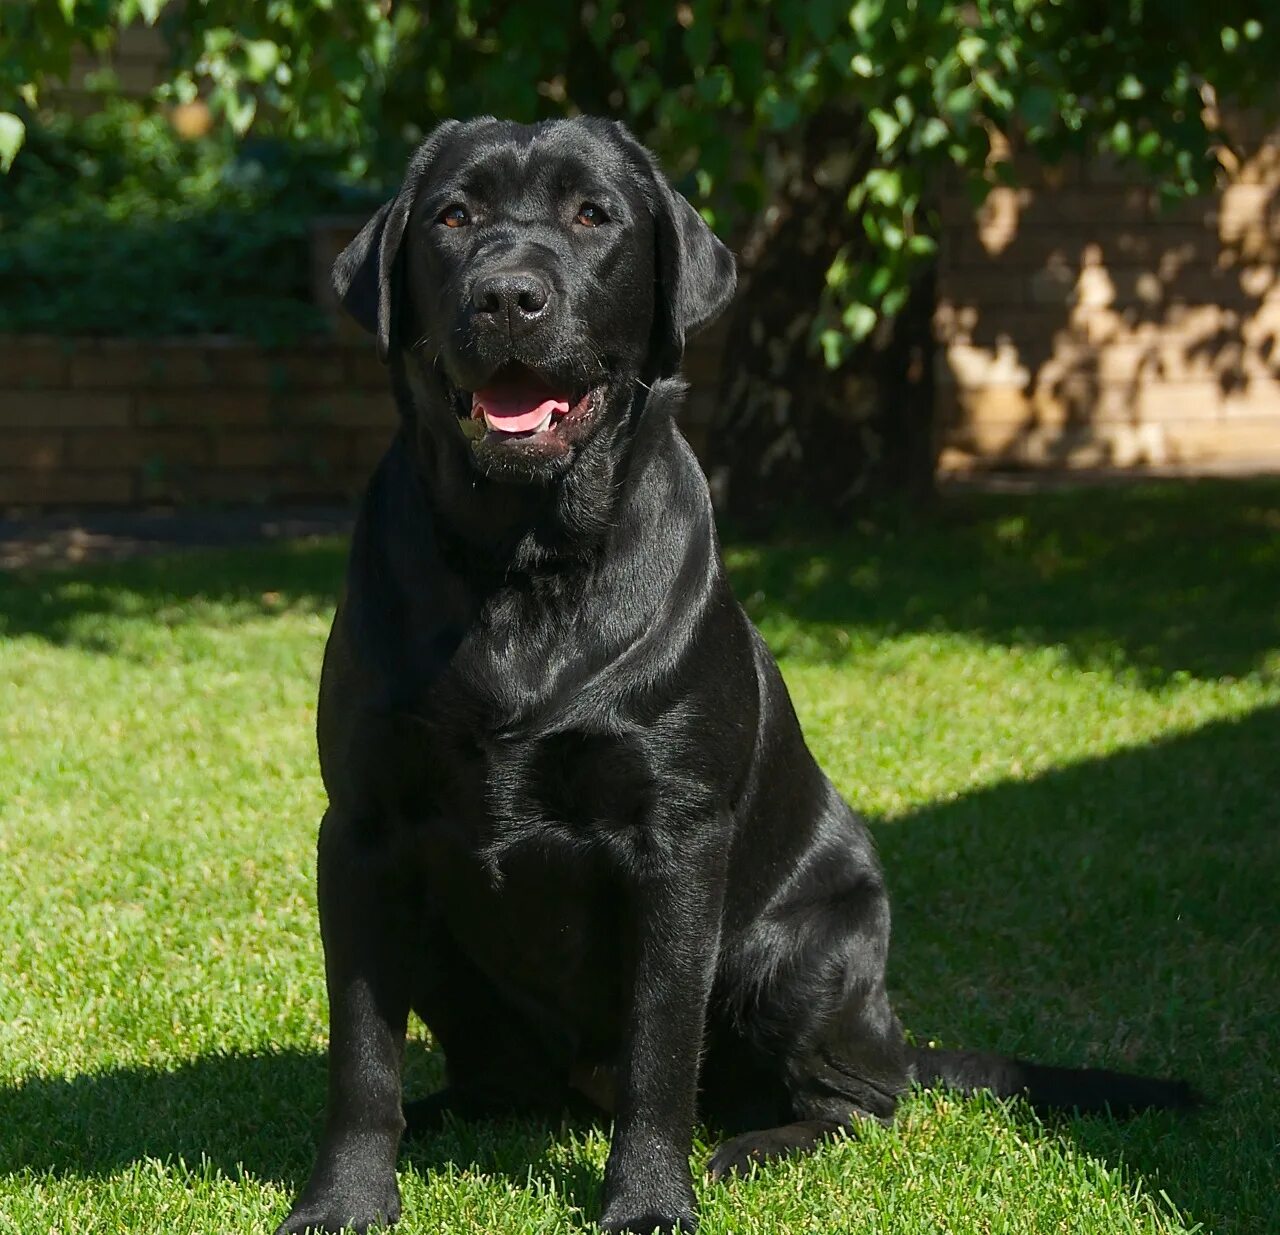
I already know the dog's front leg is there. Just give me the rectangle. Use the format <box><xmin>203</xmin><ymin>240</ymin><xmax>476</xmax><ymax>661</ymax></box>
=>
<box><xmin>599</xmin><ymin>835</ymin><xmax>726</xmax><ymax>1235</ymax></box>
<box><xmin>277</xmin><ymin>811</ymin><xmax>410</xmax><ymax>1235</ymax></box>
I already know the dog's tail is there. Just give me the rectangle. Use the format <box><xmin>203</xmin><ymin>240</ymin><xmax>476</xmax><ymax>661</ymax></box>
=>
<box><xmin>910</xmin><ymin>1045</ymin><xmax>1196</xmax><ymax>1115</ymax></box>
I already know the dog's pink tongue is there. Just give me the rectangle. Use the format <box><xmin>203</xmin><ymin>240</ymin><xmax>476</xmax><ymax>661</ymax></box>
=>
<box><xmin>472</xmin><ymin>382</ymin><xmax>570</xmax><ymax>433</ymax></box>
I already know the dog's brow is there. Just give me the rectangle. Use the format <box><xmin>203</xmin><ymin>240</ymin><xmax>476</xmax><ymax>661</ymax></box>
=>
<box><xmin>419</xmin><ymin>178</ymin><xmax>624</xmax><ymax>224</ymax></box>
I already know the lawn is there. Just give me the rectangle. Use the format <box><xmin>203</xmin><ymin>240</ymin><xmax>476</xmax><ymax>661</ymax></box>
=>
<box><xmin>1</xmin><ymin>479</ymin><xmax>1277</xmax><ymax>1235</ymax></box>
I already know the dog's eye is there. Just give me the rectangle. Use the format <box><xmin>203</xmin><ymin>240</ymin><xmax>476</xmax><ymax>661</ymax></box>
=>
<box><xmin>575</xmin><ymin>203</ymin><xmax>606</xmax><ymax>227</ymax></box>
<box><xmin>440</xmin><ymin>205</ymin><xmax>470</xmax><ymax>228</ymax></box>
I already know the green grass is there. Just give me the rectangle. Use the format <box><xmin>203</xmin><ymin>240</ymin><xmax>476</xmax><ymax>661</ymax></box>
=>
<box><xmin>1</xmin><ymin>478</ymin><xmax>1277</xmax><ymax>1234</ymax></box>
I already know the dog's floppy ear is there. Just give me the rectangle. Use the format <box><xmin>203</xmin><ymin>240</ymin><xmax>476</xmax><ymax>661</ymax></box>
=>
<box><xmin>331</xmin><ymin>197</ymin><xmax>404</xmax><ymax>362</ymax></box>
<box><xmin>331</xmin><ymin>120</ymin><xmax>460</xmax><ymax>363</ymax></box>
<box><xmin>605</xmin><ymin>121</ymin><xmax>735</xmax><ymax>374</ymax></box>
<box><xmin>653</xmin><ymin>183</ymin><xmax>737</xmax><ymax>365</ymax></box>
<box><xmin>647</xmin><ymin>166</ymin><xmax>737</xmax><ymax>374</ymax></box>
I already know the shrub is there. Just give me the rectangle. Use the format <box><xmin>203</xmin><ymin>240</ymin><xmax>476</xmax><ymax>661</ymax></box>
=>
<box><xmin>0</xmin><ymin>100</ymin><xmax>380</xmax><ymax>342</ymax></box>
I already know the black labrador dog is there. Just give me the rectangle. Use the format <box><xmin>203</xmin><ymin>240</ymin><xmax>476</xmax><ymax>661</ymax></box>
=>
<box><xmin>277</xmin><ymin>116</ymin><xmax>1189</xmax><ymax>1235</ymax></box>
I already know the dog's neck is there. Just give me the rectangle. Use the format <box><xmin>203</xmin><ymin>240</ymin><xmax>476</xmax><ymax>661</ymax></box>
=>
<box><xmin>385</xmin><ymin>354</ymin><xmax>679</xmax><ymax>582</ymax></box>
<box><xmin>345</xmin><ymin>372</ymin><xmax>710</xmax><ymax>708</ymax></box>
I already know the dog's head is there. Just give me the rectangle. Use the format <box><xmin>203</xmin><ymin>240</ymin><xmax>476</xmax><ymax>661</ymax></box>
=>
<box><xmin>333</xmin><ymin>117</ymin><xmax>736</xmax><ymax>485</ymax></box>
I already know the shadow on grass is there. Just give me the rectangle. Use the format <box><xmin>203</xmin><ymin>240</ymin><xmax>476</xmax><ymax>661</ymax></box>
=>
<box><xmin>727</xmin><ymin>477</ymin><xmax>1280</xmax><ymax>683</ymax></box>
<box><xmin>879</xmin><ymin>703</ymin><xmax>1280</xmax><ymax>1235</ymax></box>
<box><xmin>3</xmin><ymin>705</ymin><xmax>1276</xmax><ymax>1233</ymax></box>
<box><xmin>0</xmin><ymin>1043</ymin><xmax>606</xmax><ymax>1218</ymax></box>
<box><xmin>2</xmin><ymin>479</ymin><xmax>1277</xmax><ymax>681</ymax></box>
<box><xmin>0</xmin><ymin>538</ymin><xmax>347</xmax><ymax>653</ymax></box>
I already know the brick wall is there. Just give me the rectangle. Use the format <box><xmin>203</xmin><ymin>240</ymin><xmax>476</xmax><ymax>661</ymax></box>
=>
<box><xmin>935</xmin><ymin>127</ymin><xmax>1280</xmax><ymax>473</ymax></box>
<box><xmin>33</xmin><ymin>18</ymin><xmax>1280</xmax><ymax>483</ymax></box>
<box><xmin>0</xmin><ymin>330</ymin><xmax>730</xmax><ymax>509</ymax></box>
<box><xmin>0</xmin><ymin>338</ymin><xmax>396</xmax><ymax>508</ymax></box>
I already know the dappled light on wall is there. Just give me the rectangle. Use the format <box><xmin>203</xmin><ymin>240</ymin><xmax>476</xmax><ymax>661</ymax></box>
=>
<box><xmin>936</xmin><ymin>117</ymin><xmax>1280</xmax><ymax>474</ymax></box>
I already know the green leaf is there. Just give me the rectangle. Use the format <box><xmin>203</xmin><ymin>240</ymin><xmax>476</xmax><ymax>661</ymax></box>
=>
<box><xmin>868</xmin><ymin>108</ymin><xmax>901</xmax><ymax>152</ymax></box>
<box><xmin>842</xmin><ymin>301</ymin><xmax>878</xmax><ymax>340</ymax></box>
<box><xmin>243</xmin><ymin>39</ymin><xmax>281</xmax><ymax>80</ymax></box>
<box><xmin>849</xmin><ymin>0</ymin><xmax>885</xmax><ymax>39</ymax></box>
<box><xmin>866</xmin><ymin>263</ymin><xmax>894</xmax><ymax>297</ymax></box>
<box><xmin>0</xmin><ymin>113</ymin><xmax>25</xmax><ymax>172</ymax></box>
<box><xmin>696</xmin><ymin>65</ymin><xmax>733</xmax><ymax>106</ymax></box>
<box><xmin>956</xmin><ymin>33</ymin><xmax>986</xmax><ymax>67</ymax></box>
<box><xmin>915</xmin><ymin>116</ymin><xmax>949</xmax><ymax>149</ymax></box>
<box><xmin>819</xmin><ymin>327</ymin><xmax>848</xmax><ymax>367</ymax></box>
<box><xmin>806</xmin><ymin>0</ymin><xmax>843</xmax><ymax>42</ymax></box>
<box><xmin>880</xmin><ymin>285</ymin><xmax>909</xmax><ymax>318</ymax></box>
<box><xmin>760</xmin><ymin>89</ymin><xmax>801</xmax><ymax>131</ymax></box>
<box><xmin>826</xmin><ymin>257</ymin><xmax>848</xmax><ymax>290</ymax></box>
<box><xmin>974</xmin><ymin>70</ymin><xmax>1013</xmax><ymax>110</ymax></box>
<box><xmin>217</xmin><ymin>88</ymin><xmax>258</xmax><ymax>134</ymax></box>
<box><xmin>944</xmin><ymin>85</ymin><xmax>976</xmax><ymax>122</ymax></box>
<box><xmin>1137</xmin><ymin>130</ymin><xmax>1162</xmax><ymax>160</ymax></box>
<box><xmin>728</xmin><ymin>39</ymin><xmax>764</xmax><ymax>99</ymax></box>
<box><xmin>864</xmin><ymin>168</ymin><xmax>903</xmax><ymax>206</ymax></box>
<box><xmin>1018</xmin><ymin>85</ymin><xmax>1056</xmax><ymax>131</ymax></box>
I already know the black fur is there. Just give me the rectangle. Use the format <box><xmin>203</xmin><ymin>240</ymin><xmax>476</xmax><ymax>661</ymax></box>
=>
<box><xmin>277</xmin><ymin>117</ymin><xmax>1191</xmax><ymax>1235</ymax></box>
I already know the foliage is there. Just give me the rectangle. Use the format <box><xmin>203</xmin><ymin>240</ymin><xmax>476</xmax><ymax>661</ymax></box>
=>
<box><xmin>2</xmin><ymin>3</ymin><xmax>1279</xmax><ymax>356</ymax></box>
<box><xmin>0</xmin><ymin>98</ymin><xmax>383</xmax><ymax>339</ymax></box>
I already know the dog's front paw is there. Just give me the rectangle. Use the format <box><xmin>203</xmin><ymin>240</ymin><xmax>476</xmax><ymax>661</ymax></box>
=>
<box><xmin>274</xmin><ymin>1175</ymin><xmax>401</xmax><ymax>1234</ymax></box>
<box><xmin>598</xmin><ymin>1204</ymin><xmax>697</xmax><ymax>1235</ymax></box>
<box><xmin>599</xmin><ymin>1180</ymin><xmax>697</xmax><ymax>1235</ymax></box>
<box><xmin>599</xmin><ymin>1137</ymin><xmax>698</xmax><ymax>1233</ymax></box>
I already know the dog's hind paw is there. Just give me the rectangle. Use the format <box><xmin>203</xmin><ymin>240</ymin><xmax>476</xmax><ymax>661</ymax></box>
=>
<box><xmin>706</xmin><ymin>1119</ymin><xmax>846</xmax><ymax>1181</ymax></box>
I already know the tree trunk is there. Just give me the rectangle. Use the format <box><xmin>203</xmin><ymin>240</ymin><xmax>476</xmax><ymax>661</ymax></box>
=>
<box><xmin>705</xmin><ymin>113</ymin><xmax>937</xmax><ymax>528</ymax></box>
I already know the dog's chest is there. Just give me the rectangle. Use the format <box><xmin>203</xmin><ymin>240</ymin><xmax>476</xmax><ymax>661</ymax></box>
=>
<box><xmin>372</xmin><ymin>695</ymin><xmax>659</xmax><ymax>851</ymax></box>
<box><xmin>397</xmin><ymin>719</ymin><xmax>654</xmax><ymax>1045</ymax></box>
<box><xmin>355</xmin><ymin>706</ymin><xmax>655</xmax><ymax>1028</ymax></box>
<box><xmin>426</xmin><ymin>821</ymin><xmax>629</xmax><ymax>1046</ymax></box>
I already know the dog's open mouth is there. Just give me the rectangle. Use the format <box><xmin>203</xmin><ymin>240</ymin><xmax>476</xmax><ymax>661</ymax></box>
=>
<box><xmin>464</xmin><ymin>364</ymin><xmax>593</xmax><ymax>446</ymax></box>
<box><xmin>473</xmin><ymin>378</ymin><xmax>568</xmax><ymax>437</ymax></box>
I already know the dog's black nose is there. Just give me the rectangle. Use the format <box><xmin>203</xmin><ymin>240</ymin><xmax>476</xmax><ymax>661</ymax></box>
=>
<box><xmin>472</xmin><ymin>272</ymin><xmax>551</xmax><ymax>326</ymax></box>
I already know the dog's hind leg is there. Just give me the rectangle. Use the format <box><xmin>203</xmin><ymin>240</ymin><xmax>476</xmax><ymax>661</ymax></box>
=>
<box><xmin>703</xmin><ymin>988</ymin><xmax>911</xmax><ymax>1179</ymax></box>
<box><xmin>703</xmin><ymin>846</ymin><xmax>912</xmax><ymax>1180</ymax></box>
